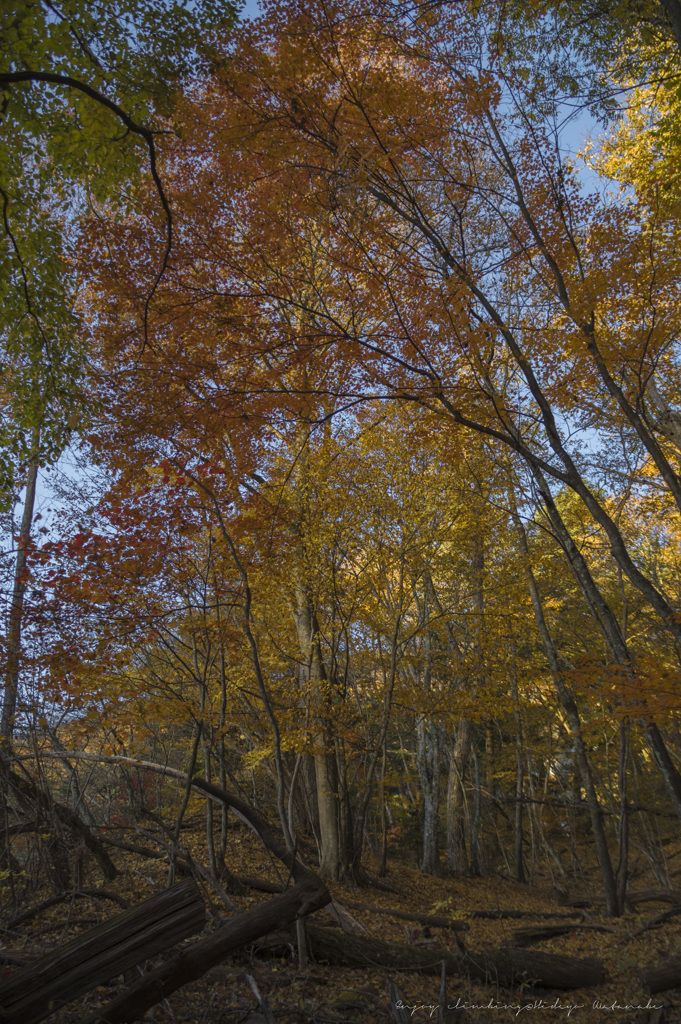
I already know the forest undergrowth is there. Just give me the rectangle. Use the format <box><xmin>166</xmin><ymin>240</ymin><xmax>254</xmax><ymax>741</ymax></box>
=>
<box><xmin>2</xmin><ymin>764</ymin><xmax>680</xmax><ymax>1024</ymax></box>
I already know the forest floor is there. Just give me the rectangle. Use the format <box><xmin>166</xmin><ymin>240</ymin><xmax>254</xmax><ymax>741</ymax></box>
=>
<box><xmin>2</xmin><ymin>814</ymin><xmax>681</xmax><ymax>1024</ymax></box>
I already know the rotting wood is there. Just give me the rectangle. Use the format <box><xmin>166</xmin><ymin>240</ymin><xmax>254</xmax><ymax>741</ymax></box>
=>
<box><xmin>511</xmin><ymin>923</ymin><xmax>616</xmax><ymax>947</ymax></box>
<box><xmin>564</xmin><ymin>888</ymin><xmax>681</xmax><ymax>909</ymax></box>
<box><xmin>237</xmin><ymin>874</ymin><xmax>284</xmax><ymax>894</ymax></box>
<box><xmin>469</xmin><ymin>909</ymin><xmax>583</xmax><ymax>920</ymax></box>
<box><xmin>634</xmin><ymin>904</ymin><xmax>681</xmax><ymax>936</ymax></box>
<box><xmin>78</xmin><ymin>873</ymin><xmax>331</xmax><ymax>1024</ymax></box>
<box><xmin>639</xmin><ymin>955</ymin><xmax>681</xmax><ymax>995</ymax></box>
<box><xmin>340</xmin><ymin>899</ymin><xmax>469</xmax><ymax>932</ymax></box>
<box><xmin>0</xmin><ymin>879</ymin><xmax>205</xmax><ymax>1024</ymax></box>
<box><xmin>5</xmin><ymin>756</ymin><xmax>332</xmax><ymax>1024</ymax></box>
<box><xmin>270</xmin><ymin>923</ymin><xmax>606</xmax><ymax>989</ymax></box>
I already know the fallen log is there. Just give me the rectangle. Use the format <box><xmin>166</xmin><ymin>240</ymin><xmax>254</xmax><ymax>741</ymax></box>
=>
<box><xmin>639</xmin><ymin>955</ymin><xmax>681</xmax><ymax>995</ymax></box>
<box><xmin>235</xmin><ymin>875</ymin><xmax>367</xmax><ymax>933</ymax></box>
<box><xmin>634</xmin><ymin>905</ymin><xmax>681</xmax><ymax>937</ymax></box>
<box><xmin>237</xmin><ymin>873</ymin><xmax>285</xmax><ymax>894</ymax></box>
<box><xmin>341</xmin><ymin>900</ymin><xmax>469</xmax><ymax>932</ymax></box>
<box><xmin>512</xmin><ymin>923</ymin><xmax>615</xmax><ymax>947</ymax></box>
<box><xmin>296</xmin><ymin>924</ymin><xmax>606</xmax><ymax>989</ymax></box>
<box><xmin>5</xmin><ymin>888</ymin><xmax>131</xmax><ymax>930</ymax></box>
<box><xmin>6</xmin><ymin>752</ymin><xmax>334</xmax><ymax>1022</ymax></box>
<box><xmin>80</xmin><ymin>873</ymin><xmax>332</xmax><ymax>1024</ymax></box>
<box><xmin>630</xmin><ymin>889</ymin><xmax>681</xmax><ymax>906</ymax></box>
<box><xmin>564</xmin><ymin>888</ymin><xmax>681</xmax><ymax>909</ymax></box>
<box><xmin>471</xmin><ymin>909</ymin><xmax>583</xmax><ymax>920</ymax></box>
<box><xmin>0</xmin><ymin>879</ymin><xmax>205</xmax><ymax>1024</ymax></box>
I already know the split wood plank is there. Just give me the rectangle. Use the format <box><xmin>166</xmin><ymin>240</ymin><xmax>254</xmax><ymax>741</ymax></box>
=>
<box><xmin>79</xmin><ymin>873</ymin><xmax>332</xmax><ymax>1024</ymax></box>
<box><xmin>0</xmin><ymin>879</ymin><xmax>205</xmax><ymax>1024</ymax></box>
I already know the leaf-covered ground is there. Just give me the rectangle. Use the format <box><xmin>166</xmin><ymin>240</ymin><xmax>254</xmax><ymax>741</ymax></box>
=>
<box><xmin>2</xmin><ymin>816</ymin><xmax>680</xmax><ymax>1024</ymax></box>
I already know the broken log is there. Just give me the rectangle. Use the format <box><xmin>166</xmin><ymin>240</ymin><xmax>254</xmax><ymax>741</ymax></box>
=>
<box><xmin>0</xmin><ymin>879</ymin><xmax>205</xmax><ymax>1024</ymax></box>
<box><xmin>634</xmin><ymin>905</ymin><xmax>681</xmax><ymax>937</ymax></box>
<box><xmin>639</xmin><ymin>955</ymin><xmax>681</xmax><ymax>995</ymax></box>
<box><xmin>630</xmin><ymin>889</ymin><xmax>681</xmax><ymax>906</ymax></box>
<box><xmin>341</xmin><ymin>900</ymin><xmax>469</xmax><ymax>932</ymax></box>
<box><xmin>512</xmin><ymin>923</ymin><xmax>615</xmax><ymax>946</ymax></box>
<box><xmin>234</xmin><ymin>874</ymin><xmax>365</xmax><ymax>933</ymax></box>
<box><xmin>564</xmin><ymin>889</ymin><xmax>681</xmax><ymax>909</ymax></box>
<box><xmin>298</xmin><ymin>923</ymin><xmax>606</xmax><ymax>989</ymax></box>
<box><xmin>237</xmin><ymin>874</ymin><xmax>284</xmax><ymax>894</ymax></box>
<box><xmin>80</xmin><ymin>872</ymin><xmax>332</xmax><ymax>1024</ymax></box>
<box><xmin>471</xmin><ymin>909</ymin><xmax>583</xmax><ymax>920</ymax></box>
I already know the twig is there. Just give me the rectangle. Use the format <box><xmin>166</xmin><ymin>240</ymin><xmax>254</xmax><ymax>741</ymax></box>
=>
<box><xmin>246</xmin><ymin>973</ymin><xmax>277</xmax><ymax>1024</ymax></box>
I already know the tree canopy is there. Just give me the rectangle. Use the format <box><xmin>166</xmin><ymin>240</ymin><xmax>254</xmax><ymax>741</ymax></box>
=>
<box><xmin>3</xmin><ymin>1</ymin><xmax>681</xmax><ymax>1017</ymax></box>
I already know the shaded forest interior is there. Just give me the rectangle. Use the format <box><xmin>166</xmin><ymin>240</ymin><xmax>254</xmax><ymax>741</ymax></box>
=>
<box><xmin>5</xmin><ymin>0</ymin><xmax>681</xmax><ymax>1020</ymax></box>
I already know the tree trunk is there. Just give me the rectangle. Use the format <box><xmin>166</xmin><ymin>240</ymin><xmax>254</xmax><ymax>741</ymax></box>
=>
<box><xmin>0</xmin><ymin>880</ymin><xmax>206</xmax><ymax>1024</ymax></box>
<box><xmin>314</xmin><ymin>737</ymin><xmax>343</xmax><ymax>879</ymax></box>
<box><xmin>80</xmin><ymin>874</ymin><xmax>331</xmax><ymax>1024</ymax></box>
<box><xmin>1</xmin><ymin>449</ymin><xmax>39</xmax><ymax>741</ymax></box>
<box><xmin>297</xmin><ymin>923</ymin><xmax>606</xmax><ymax>989</ymax></box>
<box><xmin>446</xmin><ymin>718</ymin><xmax>472</xmax><ymax>874</ymax></box>
<box><xmin>510</xmin><ymin>503</ymin><xmax>619</xmax><ymax>917</ymax></box>
<box><xmin>532</xmin><ymin>465</ymin><xmax>681</xmax><ymax>824</ymax></box>
<box><xmin>291</xmin><ymin>540</ymin><xmax>344</xmax><ymax>878</ymax></box>
<box><xmin>469</xmin><ymin>742</ymin><xmax>483</xmax><ymax>876</ymax></box>
<box><xmin>511</xmin><ymin>671</ymin><xmax>526</xmax><ymax>883</ymax></box>
<box><xmin>417</xmin><ymin>714</ymin><xmax>441</xmax><ymax>875</ymax></box>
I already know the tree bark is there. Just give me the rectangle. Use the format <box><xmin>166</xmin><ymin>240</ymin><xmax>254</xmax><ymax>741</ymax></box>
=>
<box><xmin>1</xmin><ymin>449</ymin><xmax>39</xmax><ymax>741</ymax></box>
<box><xmin>510</xmin><ymin>505</ymin><xmax>619</xmax><ymax>917</ymax></box>
<box><xmin>446</xmin><ymin>719</ymin><xmax>473</xmax><ymax>874</ymax></box>
<box><xmin>80</xmin><ymin>874</ymin><xmax>331</xmax><ymax>1024</ymax></box>
<box><xmin>417</xmin><ymin>713</ymin><xmax>441</xmax><ymax>875</ymax></box>
<box><xmin>298</xmin><ymin>923</ymin><xmax>606</xmax><ymax>989</ymax></box>
<box><xmin>511</xmin><ymin>671</ymin><xmax>526</xmax><ymax>883</ymax></box>
<box><xmin>639</xmin><ymin>953</ymin><xmax>681</xmax><ymax>995</ymax></box>
<box><xmin>0</xmin><ymin>880</ymin><xmax>205</xmax><ymax>1024</ymax></box>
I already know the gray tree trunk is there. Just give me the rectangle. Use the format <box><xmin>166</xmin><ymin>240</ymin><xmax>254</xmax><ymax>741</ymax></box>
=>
<box><xmin>1</xmin><ymin>451</ymin><xmax>39</xmax><ymax>741</ymax></box>
<box><xmin>417</xmin><ymin>714</ymin><xmax>441</xmax><ymax>874</ymax></box>
<box><xmin>445</xmin><ymin>718</ymin><xmax>472</xmax><ymax>874</ymax></box>
<box><xmin>511</xmin><ymin>504</ymin><xmax>619</xmax><ymax>917</ymax></box>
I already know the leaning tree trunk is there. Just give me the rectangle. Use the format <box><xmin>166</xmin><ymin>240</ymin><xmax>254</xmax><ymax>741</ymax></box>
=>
<box><xmin>511</xmin><ymin>505</ymin><xmax>619</xmax><ymax>917</ymax></box>
<box><xmin>531</xmin><ymin>464</ymin><xmax>681</xmax><ymax>827</ymax></box>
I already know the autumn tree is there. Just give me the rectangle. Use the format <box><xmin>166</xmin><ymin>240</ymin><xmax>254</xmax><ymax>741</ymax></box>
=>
<box><xmin>47</xmin><ymin>0</ymin><xmax>681</xmax><ymax>909</ymax></box>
